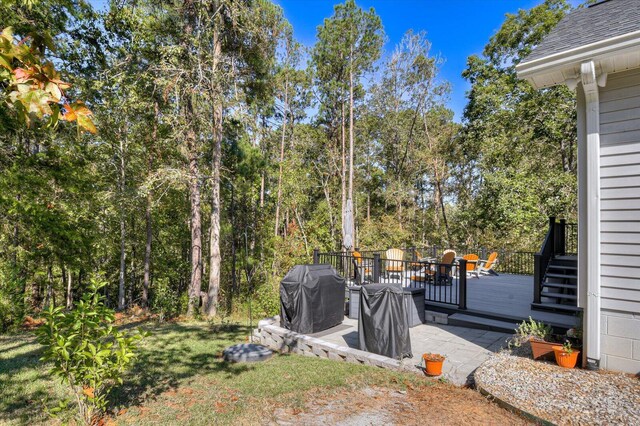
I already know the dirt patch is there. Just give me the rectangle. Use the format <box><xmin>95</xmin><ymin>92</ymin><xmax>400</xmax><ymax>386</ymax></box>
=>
<box><xmin>269</xmin><ymin>384</ymin><xmax>531</xmax><ymax>426</ymax></box>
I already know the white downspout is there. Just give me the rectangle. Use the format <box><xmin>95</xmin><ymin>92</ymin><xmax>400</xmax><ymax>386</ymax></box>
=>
<box><xmin>580</xmin><ymin>60</ymin><xmax>602</xmax><ymax>369</ymax></box>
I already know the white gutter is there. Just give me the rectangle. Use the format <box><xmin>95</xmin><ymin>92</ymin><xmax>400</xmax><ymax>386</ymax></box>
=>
<box><xmin>580</xmin><ymin>60</ymin><xmax>601</xmax><ymax>369</ymax></box>
<box><xmin>517</xmin><ymin>30</ymin><xmax>640</xmax><ymax>78</ymax></box>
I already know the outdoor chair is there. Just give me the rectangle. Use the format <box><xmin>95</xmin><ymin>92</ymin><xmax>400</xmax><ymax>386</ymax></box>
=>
<box><xmin>435</xmin><ymin>251</ymin><xmax>456</xmax><ymax>285</ymax></box>
<box><xmin>352</xmin><ymin>250</ymin><xmax>371</xmax><ymax>284</ymax></box>
<box><xmin>385</xmin><ymin>248</ymin><xmax>405</xmax><ymax>280</ymax></box>
<box><xmin>462</xmin><ymin>254</ymin><xmax>480</xmax><ymax>278</ymax></box>
<box><xmin>478</xmin><ymin>252</ymin><xmax>499</xmax><ymax>276</ymax></box>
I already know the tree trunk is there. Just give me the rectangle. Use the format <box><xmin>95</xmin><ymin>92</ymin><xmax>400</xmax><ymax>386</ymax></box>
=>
<box><xmin>186</xmin><ymin>127</ymin><xmax>202</xmax><ymax>317</ymax></box>
<box><xmin>348</xmin><ymin>49</ymin><xmax>356</xmax><ymax>243</ymax></box>
<box><xmin>143</xmin><ymin>100</ymin><xmax>158</xmax><ymax>309</ymax></box>
<box><xmin>66</xmin><ymin>268</ymin><xmax>73</xmax><ymax>310</ymax></box>
<box><xmin>274</xmin><ymin>77</ymin><xmax>288</xmax><ymax>237</ymax></box>
<box><xmin>44</xmin><ymin>265</ymin><xmax>53</xmax><ymax>310</ymax></box>
<box><xmin>118</xmin><ymin>135</ymin><xmax>126</xmax><ymax>311</ymax></box>
<box><xmin>205</xmin><ymin>28</ymin><xmax>223</xmax><ymax>318</ymax></box>
<box><xmin>341</xmin><ymin>102</ymin><xmax>346</xmax><ymax>246</ymax></box>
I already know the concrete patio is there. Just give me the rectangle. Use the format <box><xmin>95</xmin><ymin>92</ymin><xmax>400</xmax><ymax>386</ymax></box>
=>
<box><xmin>310</xmin><ymin>317</ymin><xmax>510</xmax><ymax>385</ymax></box>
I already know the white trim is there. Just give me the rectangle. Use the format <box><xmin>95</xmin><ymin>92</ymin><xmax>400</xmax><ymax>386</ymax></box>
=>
<box><xmin>517</xmin><ymin>30</ymin><xmax>640</xmax><ymax>77</ymax></box>
<box><xmin>580</xmin><ymin>60</ymin><xmax>602</xmax><ymax>367</ymax></box>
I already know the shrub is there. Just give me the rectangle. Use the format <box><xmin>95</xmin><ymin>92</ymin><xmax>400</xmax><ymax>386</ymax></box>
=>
<box><xmin>508</xmin><ymin>316</ymin><xmax>552</xmax><ymax>348</ymax></box>
<box><xmin>150</xmin><ymin>278</ymin><xmax>187</xmax><ymax>320</ymax></box>
<box><xmin>254</xmin><ymin>281</ymin><xmax>280</xmax><ymax>317</ymax></box>
<box><xmin>37</xmin><ymin>280</ymin><xmax>145</xmax><ymax>424</ymax></box>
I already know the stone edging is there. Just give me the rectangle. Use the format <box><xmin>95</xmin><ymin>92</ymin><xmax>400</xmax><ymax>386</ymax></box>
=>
<box><xmin>255</xmin><ymin>316</ymin><xmax>413</xmax><ymax>372</ymax></box>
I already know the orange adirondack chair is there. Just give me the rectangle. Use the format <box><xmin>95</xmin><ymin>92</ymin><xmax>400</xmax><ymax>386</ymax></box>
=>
<box><xmin>352</xmin><ymin>250</ymin><xmax>371</xmax><ymax>283</ymax></box>
<box><xmin>462</xmin><ymin>254</ymin><xmax>480</xmax><ymax>278</ymax></box>
<box><xmin>436</xmin><ymin>251</ymin><xmax>456</xmax><ymax>285</ymax></box>
<box><xmin>478</xmin><ymin>252</ymin><xmax>499</xmax><ymax>276</ymax></box>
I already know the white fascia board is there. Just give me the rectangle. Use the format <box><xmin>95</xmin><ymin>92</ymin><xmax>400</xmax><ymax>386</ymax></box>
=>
<box><xmin>517</xmin><ymin>30</ymin><xmax>640</xmax><ymax>88</ymax></box>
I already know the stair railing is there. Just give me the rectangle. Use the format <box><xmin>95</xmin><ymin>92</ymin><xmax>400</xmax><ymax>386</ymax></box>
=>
<box><xmin>533</xmin><ymin>217</ymin><xmax>556</xmax><ymax>304</ymax></box>
<box><xmin>533</xmin><ymin>217</ymin><xmax>577</xmax><ymax>303</ymax></box>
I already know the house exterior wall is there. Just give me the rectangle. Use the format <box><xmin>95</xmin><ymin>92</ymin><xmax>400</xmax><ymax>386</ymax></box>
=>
<box><xmin>598</xmin><ymin>67</ymin><xmax>640</xmax><ymax>373</ymax></box>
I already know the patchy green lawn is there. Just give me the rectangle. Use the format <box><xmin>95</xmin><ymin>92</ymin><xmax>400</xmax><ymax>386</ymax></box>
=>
<box><xmin>0</xmin><ymin>321</ymin><xmax>427</xmax><ymax>425</ymax></box>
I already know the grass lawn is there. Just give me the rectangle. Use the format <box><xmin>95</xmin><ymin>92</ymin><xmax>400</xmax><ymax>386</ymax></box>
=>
<box><xmin>0</xmin><ymin>322</ymin><xmax>526</xmax><ymax>425</ymax></box>
<box><xmin>0</xmin><ymin>320</ymin><xmax>528</xmax><ymax>425</ymax></box>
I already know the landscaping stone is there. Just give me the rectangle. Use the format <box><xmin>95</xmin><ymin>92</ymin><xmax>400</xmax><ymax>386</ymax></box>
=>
<box><xmin>475</xmin><ymin>351</ymin><xmax>640</xmax><ymax>425</ymax></box>
<box><xmin>223</xmin><ymin>343</ymin><xmax>273</xmax><ymax>363</ymax></box>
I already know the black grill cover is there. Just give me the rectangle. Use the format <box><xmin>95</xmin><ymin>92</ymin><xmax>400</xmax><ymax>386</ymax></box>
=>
<box><xmin>280</xmin><ymin>264</ymin><xmax>346</xmax><ymax>334</ymax></box>
<box><xmin>358</xmin><ymin>283</ymin><xmax>412</xmax><ymax>360</ymax></box>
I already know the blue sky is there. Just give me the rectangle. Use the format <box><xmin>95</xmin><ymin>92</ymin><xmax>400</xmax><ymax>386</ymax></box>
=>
<box><xmin>274</xmin><ymin>0</ymin><xmax>581</xmax><ymax>122</ymax></box>
<box><xmin>89</xmin><ymin>0</ymin><xmax>581</xmax><ymax>121</ymax></box>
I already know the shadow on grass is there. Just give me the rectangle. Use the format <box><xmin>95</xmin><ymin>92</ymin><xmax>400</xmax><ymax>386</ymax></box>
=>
<box><xmin>109</xmin><ymin>322</ymin><xmax>255</xmax><ymax>410</ymax></box>
<box><xmin>0</xmin><ymin>336</ymin><xmax>54</xmax><ymax>424</ymax></box>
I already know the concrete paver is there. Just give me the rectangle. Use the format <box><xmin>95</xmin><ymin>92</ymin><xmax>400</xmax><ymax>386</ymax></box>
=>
<box><xmin>316</xmin><ymin>318</ymin><xmax>510</xmax><ymax>386</ymax></box>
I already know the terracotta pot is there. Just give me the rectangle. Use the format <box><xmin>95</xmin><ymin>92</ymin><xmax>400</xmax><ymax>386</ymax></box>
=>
<box><xmin>529</xmin><ymin>338</ymin><xmax>557</xmax><ymax>360</ymax></box>
<box><xmin>552</xmin><ymin>346</ymin><xmax>580</xmax><ymax>368</ymax></box>
<box><xmin>422</xmin><ymin>353</ymin><xmax>445</xmax><ymax>376</ymax></box>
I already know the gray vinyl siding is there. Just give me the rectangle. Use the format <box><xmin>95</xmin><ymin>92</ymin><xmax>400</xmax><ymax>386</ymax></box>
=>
<box><xmin>599</xmin><ymin>67</ymin><xmax>640</xmax><ymax>315</ymax></box>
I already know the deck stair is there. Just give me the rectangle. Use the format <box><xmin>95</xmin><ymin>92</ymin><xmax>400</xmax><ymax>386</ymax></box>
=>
<box><xmin>531</xmin><ymin>255</ymin><xmax>579</xmax><ymax>314</ymax></box>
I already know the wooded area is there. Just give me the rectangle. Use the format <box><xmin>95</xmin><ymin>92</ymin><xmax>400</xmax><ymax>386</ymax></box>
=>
<box><xmin>0</xmin><ymin>0</ymin><xmax>578</xmax><ymax>329</ymax></box>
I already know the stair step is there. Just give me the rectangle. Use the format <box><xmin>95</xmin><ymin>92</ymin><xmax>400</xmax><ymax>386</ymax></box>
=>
<box><xmin>545</xmin><ymin>273</ymin><xmax>577</xmax><ymax>280</ymax></box>
<box><xmin>542</xmin><ymin>292</ymin><xmax>577</xmax><ymax>300</ymax></box>
<box><xmin>531</xmin><ymin>302</ymin><xmax>582</xmax><ymax>313</ymax></box>
<box><xmin>448</xmin><ymin>313</ymin><xmax>518</xmax><ymax>333</ymax></box>
<box><xmin>542</xmin><ymin>282</ymin><xmax>577</xmax><ymax>290</ymax></box>
<box><xmin>548</xmin><ymin>264</ymin><xmax>577</xmax><ymax>270</ymax></box>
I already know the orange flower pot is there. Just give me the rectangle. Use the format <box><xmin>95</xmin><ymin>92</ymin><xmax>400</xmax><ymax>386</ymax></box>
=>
<box><xmin>422</xmin><ymin>353</ymin><xmax>445</xmax><ymax>376</ymax></box>
<box><xmin>529</xmin><ymin>338</ymin><xmax>557</xmax><ymax>360</ymax></box>
<box><xmin>552</xmin><ymin>346</ymin><xmax>580</xmax><ymax>369</ymax></box>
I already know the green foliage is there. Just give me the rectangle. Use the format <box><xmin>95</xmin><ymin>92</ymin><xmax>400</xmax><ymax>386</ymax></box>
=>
<box><xmin>456</xmin><ymin>0</ymin><xmax>576</xmax><ymax>250</ymax></box>
<box><xmin>150</xmin><ymin>278</ymin><xmax>188</xmax><ymax>321</ymax></box>
<box><xmin>509</xmin><ymin>316</ymin><xmax>552</xmax><ymax>348</ymax></box>
<box><xmin>254</xmin><ymin>281</ymin><xmax>280</xmax><ymax>317</ymax></box>
<box><xmin>0</xmin><ymin>266</ymin><xmax>26</xmax><ymax>332</ymax></box>
<box><xmin>36</xmin><ymin>280</ymin><xmax>145</xmax><ymax>424</ymax></box>
<box><xmin>562</xmin><ymin>340</ymin><xmax>573</xmax><ymax>354</ymax></box>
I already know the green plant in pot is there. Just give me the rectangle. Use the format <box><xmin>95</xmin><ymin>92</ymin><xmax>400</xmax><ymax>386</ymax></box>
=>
<box><xmin>509</xmin><ymin>317</ymin><xmax>556</xmax><ymax>360</ymax></box>
<box><xmin>552</xmin><ymin>340</ymin><xmax>580</xmax><ymax>368</ymax></box>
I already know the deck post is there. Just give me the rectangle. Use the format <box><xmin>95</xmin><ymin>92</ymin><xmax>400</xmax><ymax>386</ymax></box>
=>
<box><xmin>410</xmin><ymin>246</ymin><xmax>416</xmax><ymax>261</ymax></box>
<box><xmin>373</xmin><ymin>253</ymin><xmax>381</xmax><ymax>283</ymax></box>
<box><xmin>432</xmin><ymin>245</ymin><xmax>437</xmax><ymax>258</ymax></box>
<box><xmin>458</xmin><ymin>259</ymin><xmax>467</xmax><ymax>310</ymax></box>
<box><xmin>313</xmin><ymin>248</ymin><xmax>319</xmax><ymax>264</ymax></box>
<box><xmin>558</xmin><ymin>218</ymin><xmax>566</xmax><ymax>256</ymax></box>
<box><xmin>533</xmin><ymin>253</ymin><xmax>542</xmax><ymax>304</ymax></box>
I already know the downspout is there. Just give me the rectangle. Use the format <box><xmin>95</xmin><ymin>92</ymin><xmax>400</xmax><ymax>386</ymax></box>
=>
<box><xmin>579</xmin><ymin>60</ymin><xmax>604</xmax><ymax>369</ymax></box>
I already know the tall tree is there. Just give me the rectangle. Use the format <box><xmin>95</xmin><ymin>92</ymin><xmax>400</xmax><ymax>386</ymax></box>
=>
<box><xmin>457</xmin><ymin>0</ymin><xmax>575</xmax><ymax>249</ymax></box>
<box><xmin>312</xmin><ymin>0</ymin><xmax>383</xmax><ymax>249</ymax></box>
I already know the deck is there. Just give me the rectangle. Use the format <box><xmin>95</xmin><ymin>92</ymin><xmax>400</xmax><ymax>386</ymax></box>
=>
<box><xmin>375</xmin><ymin>273</ymin><xmax>578</xmax><ymax>328</ymax></box>
<box><xmin>461</xmin><ymin>273</ymin><xmax>577</xmax><ymax>326</ymax></box>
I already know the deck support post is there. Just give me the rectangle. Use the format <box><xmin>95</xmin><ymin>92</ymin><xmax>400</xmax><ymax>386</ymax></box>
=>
<box><xmin>373</xmin><ymin>253</ymin><xmax>381</xmax><ymax>283</ymax></box>
<box><xmin>313</xmin><ymin>248</ymin><xmax>319</xmax><ymax>264</ymax></box>
<box><xmin>458</xmin><ymin>259</ymin><xmax>467</xmax><ymax>310</ymax></box>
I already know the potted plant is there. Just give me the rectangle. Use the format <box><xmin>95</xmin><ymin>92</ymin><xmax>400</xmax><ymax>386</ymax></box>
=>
<box><xmin>552</xmin><ymin>341</ymin><xmax>580</xmax><ymax>369</ymax></box>
<box><xmin>422</xmin><ymin>353</ymin><xmax>445</xmax><ymax>376</ymax></box>
<box><xmin>509</xmin><ymin>317</ymin><xmax>556</xmax><ymax>359</ymax></box>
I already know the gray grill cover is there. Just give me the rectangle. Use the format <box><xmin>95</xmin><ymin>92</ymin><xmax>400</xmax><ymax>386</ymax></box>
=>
<box><xmin>280</xmin><ymin>264</ymin><xmax>346</xmax><ymax>334</ymax></box>
<box><xmin>358</xmin><ymin>283</ymin><xmax>412</xmax><ymax>360</ymax></box>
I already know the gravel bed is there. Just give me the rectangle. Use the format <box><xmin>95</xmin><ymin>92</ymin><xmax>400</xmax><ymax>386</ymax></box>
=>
<box><xmin>475</xmin><ymin>351</ymin><xmax>640</xmax><ymax>425</ymax></box>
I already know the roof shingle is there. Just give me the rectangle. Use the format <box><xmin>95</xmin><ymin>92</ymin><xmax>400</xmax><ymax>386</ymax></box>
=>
<box><xmin>523</xmin><ymin>0</ymin><xmax>640</xmax><ymax>63</ymax></box>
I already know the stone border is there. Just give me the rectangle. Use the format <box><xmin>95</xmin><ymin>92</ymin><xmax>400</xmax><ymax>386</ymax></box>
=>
<box><xmin>255</xmin><ymin>316</ymin><xmax>413</xmax><ymax>372</ymax></box>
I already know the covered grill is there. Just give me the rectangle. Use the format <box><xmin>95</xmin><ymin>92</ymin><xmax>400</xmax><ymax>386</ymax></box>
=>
<box><xmin>358</xmin><ymin>283</ymin><xmax>412</xmax><ymax>360</ymax></box>
<box><xmin>280</xmin><ymin>264</ymin><xmax>346</xmax><ymax>334</ymax></box>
